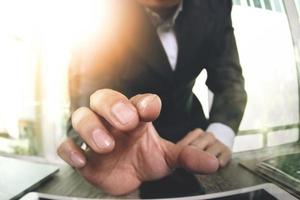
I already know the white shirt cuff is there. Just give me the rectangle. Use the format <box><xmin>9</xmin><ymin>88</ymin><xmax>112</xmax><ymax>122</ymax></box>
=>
<box><xmin>206</xmin><ymin>123</ymin><xmax>235</xmax><ymax>149</ymax></box>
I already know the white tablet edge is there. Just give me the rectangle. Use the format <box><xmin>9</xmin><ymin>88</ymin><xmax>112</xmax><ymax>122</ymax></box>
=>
<box><xmin>20</xmin><ymin>183</ymin><xmax>297</xmax><ymax>200</ymax></box>
<box><xmin>170</xmin><ymin>183</ymin><xmax>297</xmax><ymax>200</ymax></box>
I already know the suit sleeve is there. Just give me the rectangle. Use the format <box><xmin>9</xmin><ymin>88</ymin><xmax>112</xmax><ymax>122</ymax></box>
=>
<box><xmin>205</xmin><ymin>1</ymin><xmax>247</xmax><ymax>134</ymax></box>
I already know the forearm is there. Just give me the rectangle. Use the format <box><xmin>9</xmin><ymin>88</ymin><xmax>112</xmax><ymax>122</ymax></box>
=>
<box><xmin>209</xmin><ymin>89</ymin><xmax>247</xmax><ymax>133</ymax></box>
<box><xmin>205</xmin><ymin>6</ymin><xmax>247</xmax><ymax>133</ymax></box>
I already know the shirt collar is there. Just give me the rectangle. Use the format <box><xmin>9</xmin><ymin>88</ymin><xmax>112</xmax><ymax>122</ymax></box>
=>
<box><xmin>145</xmin><ymin>0</ymin><xmax>183</xmax><ymax>29</ymax></box>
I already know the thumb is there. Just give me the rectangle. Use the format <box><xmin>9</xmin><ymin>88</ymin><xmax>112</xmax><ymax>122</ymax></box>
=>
<box><xmin>178</xmin><ymin>145</ymin><xmax>219</xmax><ymax>174</ymax></box>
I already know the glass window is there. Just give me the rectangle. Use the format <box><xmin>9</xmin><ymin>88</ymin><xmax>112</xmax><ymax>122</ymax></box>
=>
<box><xmin>196</xmin><ymin>0</ymin><xmax>300</xmax><ymax>152</ymax></box>
<box><xmin>295</xmin><ymin>0</ymin><xmax>300</xmax><ymax>20</ymax></box>
<box><xmin>273</xmin><ymin>0</ymin><xmax>283</xmax><ymax>12</ymax></box>
<box><xmin>253</xmin><ymin>0</ymin><xmax>263</xmax><ymax>8</ymax></box>
<box><xmin>233</xmin><ymin>0</ymin><xmax>242</xmax><ymax>5</ymax></box>
<box><xmin>238</xmin><ymin>1</ymin><xmax>298</xmax><ymax>148</ymax></box>
<box><xmin>222</xmin><ymin>0</ymin><xmax>299</xmax><ymax>152</ymax></box>
<box><xmin>264</xmin><ymin>0</ymin><xmax>272</xmax><ymax>10</ymax></box>
<box><xmin>247</xmin><ymin>0</ymin><xmax>251</xmax><ymax>6</ymax></box>
<box><xmin>0</xmin><ymin>1</ymin><xmax>92</xmax><ymax>160</ymax></box>
<box><xmin>0</xmin><ymin>2</ymin><xmax>41</xmax><ymax>155</ymax></box>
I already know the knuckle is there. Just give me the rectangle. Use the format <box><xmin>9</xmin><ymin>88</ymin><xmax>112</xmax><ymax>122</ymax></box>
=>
<box><xmin>57</xmin><ymin>144</ymin><xmax>64</xmax><ymax>157</ymax></box>
<box><xmin>219</xmin><ymin>159</ymin><xmax>226</xmax><ymax>167</ymax></box>
<box><xmin>57</xmin><ymin>139</ymin><xmax>70</xmax><ymax>157</ymax></box>
<box><xmin>219</xmin><ymin>145</ymin><xmax>226</xmax><ymax>152</ymax></box>
<box><xmin>189</xmin><ymin>128</ymin><xmax>203</xmax><ymax>139</ymax></box>
<box><xmin>90</xmin><ymin>89</ymin><xmax>127</xmax><ymax>110</ymax></box>
<box><xmin>90</xmin><ymin>89</ymin><xmax>112</xmax><ymax>107</ymax></box>
<box><xmin>130</xmin><ymin>94</ymin><xmax>142</xmax><ymax>102</ymax></box>
<box><xmin>195</xmin><ymin>128</ymin><xmax>203</xmax><ymax>136</ymax></box>
<box><xmin>149</xmin><ymin>93</ymin><xmax>159</xmax><ymax>100</ymax></box>
<box><xmin>90</xmin><ymin>91</ymin><xmax>103</xmax><ymax>109</ymax></box>
<box><xmin>228</xmin><ymin>148</ymin><xmax>232</xmax><ymax>154</ymax></box>
<box><xmin>216</xmin><ymin>139</ymin><xmax>222</xmax><ymax>146</ymax></box>
<box><xmin>71</xmin><ymin>107</ymin><xmax>90</xmax><ymax>130</ymax></box>
<box><xmin>208</xmin><ymin>133</ymin><xmax>216</xmax><ymax>141</ymax></box>
<box><xmin>92</xmin><ymin>89</ymin><xmax>112</xmax><ymax>98</ymax></box>
<box><xmin>192</xmin><ymin>138</ymin><xmax>204</xmax><ymax>148</ymax></box>
<box><xmin>225</xmin><ymin>148</ymin><xmax>232</xmax><ymax>156</ymax></box>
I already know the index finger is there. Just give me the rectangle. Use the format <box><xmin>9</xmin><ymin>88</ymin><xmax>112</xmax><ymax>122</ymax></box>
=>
<box><xmin>57</xmin><ymin>138</ymin><xmax>86</xmax><ymax>168</ymax></box>
<box><xmin>72</xmin><ymin>107</ymin><xmax>115</xmax><ymax>154</ymax></box>
<box><xmin>90</xmin><ymin>89</ymin><xmax>139</xmax><ymax>132</ymax></box>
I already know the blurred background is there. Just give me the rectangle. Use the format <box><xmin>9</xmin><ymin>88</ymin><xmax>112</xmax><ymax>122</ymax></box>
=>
<box><xmin>0</xmin><ymin>0</ymin><xmax>299</xmax><ymax>163</ymax></box>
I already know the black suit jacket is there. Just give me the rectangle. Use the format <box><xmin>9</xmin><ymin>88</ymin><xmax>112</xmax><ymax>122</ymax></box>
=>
<box><xmin>68</xmin><ymin>0</ymin><xmax>247</xmax><ymax>143</ymax></box>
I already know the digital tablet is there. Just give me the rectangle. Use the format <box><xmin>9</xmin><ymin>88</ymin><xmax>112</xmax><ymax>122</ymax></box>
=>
<box><xmin>0</xmin><ymin>156</ymin><xmax>59</xmax><ymax>200</ymax></box>
<box><xmin>20</xmin><ymin>183</ymin><xmax>297</xmax><ymax>200</ymax></box>
<box><xmin>174</xmin><ymin>183</ymin><xmax>297</xmax><ymax>200</ymax></box>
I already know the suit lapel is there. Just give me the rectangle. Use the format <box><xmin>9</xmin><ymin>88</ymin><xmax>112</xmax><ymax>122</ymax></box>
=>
<box><xmin>123</xmin><ymin>2</ymin><xmax>174</xmax><ymax>83</ymax></box>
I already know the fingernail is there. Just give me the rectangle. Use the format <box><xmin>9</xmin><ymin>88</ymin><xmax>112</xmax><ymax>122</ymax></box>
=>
<box><xmin>92</xmin><ymin>129</ymin><xmax>113</xmax><ymax>149</ymax></box>
<box><xmin>111</xmin><ymin>102</ymin><xmax>136</xmax><ymax>125</ymax></box>
<box><xmin>138</xmin><ymin>95</ymin><xmax>157</xmax><ymax>109</ymax></box>
<box><xmin>70</xmin><ymin>152</ymin><xmax>85</xmax><ymax>167</ymax></box>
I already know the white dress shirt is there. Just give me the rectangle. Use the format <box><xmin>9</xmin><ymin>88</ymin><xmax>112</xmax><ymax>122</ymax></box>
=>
<box><xmin>145</xmin><ymin>3</ymin><xmax>235</xmax><ymax>149</ymax></box>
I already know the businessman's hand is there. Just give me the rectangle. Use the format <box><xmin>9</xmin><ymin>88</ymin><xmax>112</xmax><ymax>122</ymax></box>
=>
<box><xmin>57</xmin><ymin>89</ymin><xmax>218</xmax><ymax>195</ymax></box>
<box><xmin>184</xmin><ymin>129</ymin><xmax>232</xmax><ymax>167</ymax></box>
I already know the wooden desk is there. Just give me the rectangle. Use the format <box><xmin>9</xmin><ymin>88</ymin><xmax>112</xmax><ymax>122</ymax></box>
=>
<box><xmin>35</xmin><ymin>143</ymin><xmax>300</xmax><ymax>199</ymax></box>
